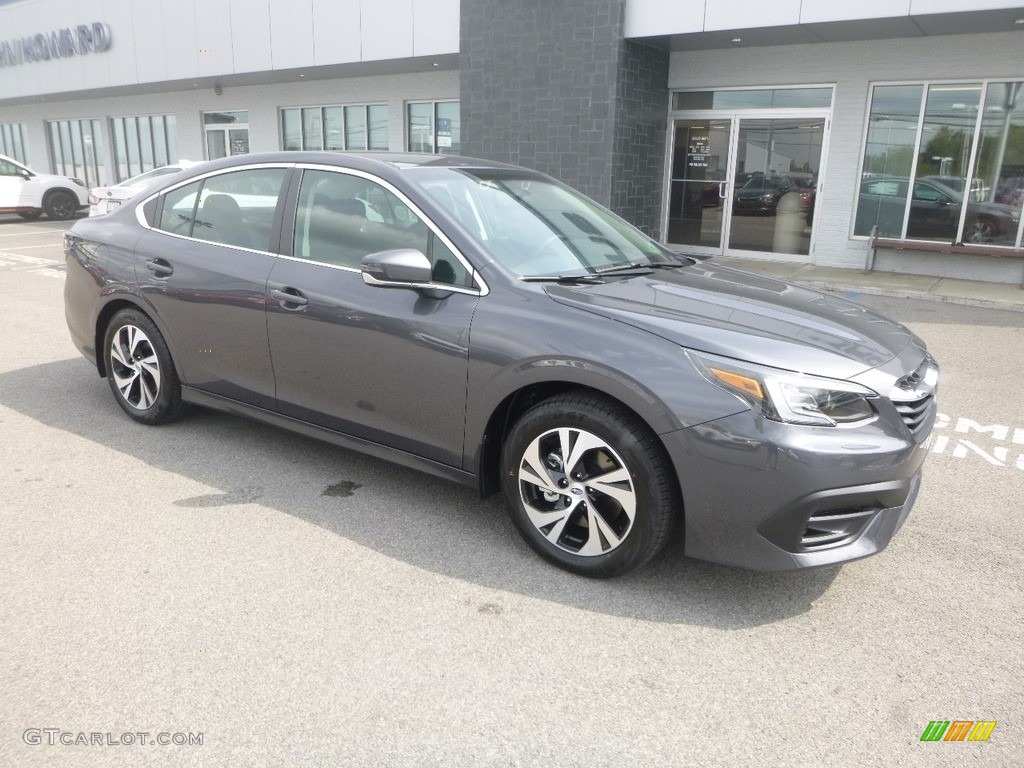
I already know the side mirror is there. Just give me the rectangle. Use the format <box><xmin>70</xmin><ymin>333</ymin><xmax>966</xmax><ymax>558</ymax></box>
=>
<box><xmin>361</xmin><ymin>249</ymin><xmax>432</xmax><ymax>287</ymax></box>
<box><xmin>20</xmin><ymin>170</ymin><xmax>32</xmax><ymax>180</ymax></box>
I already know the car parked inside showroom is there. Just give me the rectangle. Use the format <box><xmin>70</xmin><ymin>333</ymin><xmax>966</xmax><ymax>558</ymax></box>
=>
<box><xmin>731</xmin><ymin>172</ymin><xmax>794</xmax><ymax>215</ymax></box>
<box><xmin>64</xmin><ymin>152</ymin><xmax>939</xmax><ymax>577</ymax></box>
<box><xmin>88</xmin><ymin>161</ymin><xmax>197</xmax><ymax>216</ymax></box>
<box><xmin>855</xmin><ymin>176</ymin><xmax>1020</xmax><ymax>242</ymax></box>
<box><xmin>0</xmin><ymin>154</ymin><xmax>88</xmax><ymax>220</ymax></box>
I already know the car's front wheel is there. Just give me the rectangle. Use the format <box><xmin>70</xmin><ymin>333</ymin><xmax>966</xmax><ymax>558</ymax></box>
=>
<box><xmin>103</xmin><ymin>309</ymin><xmax>186</xmax><ymax>425</ymax></box>
<box><xmin>44</xmin><ymin>190</ymin><xmax>78</xmax><ymax>220</ymax></box>
<box><xmin>500</xmin><ymin>392</ymin><xmax>678</xmax><ymax>577</ymax></box>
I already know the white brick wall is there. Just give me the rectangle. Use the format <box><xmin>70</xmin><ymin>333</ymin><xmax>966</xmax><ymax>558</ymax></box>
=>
<box><xmin>669</xmin><ymin>30</ymin><xmax>1024</xmax><ymax>283</ymax></box>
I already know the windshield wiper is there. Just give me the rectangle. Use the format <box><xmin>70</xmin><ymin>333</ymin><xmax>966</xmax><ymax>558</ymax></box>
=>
<box><xmin>520</xmin><ymin>274</ymin><xmax>605</xmax><ymax>284</ymax></box>
<box><xmin>594</xmin><ymin>262</ymin><xmax>655</xmax><ymax>276</ymax></box>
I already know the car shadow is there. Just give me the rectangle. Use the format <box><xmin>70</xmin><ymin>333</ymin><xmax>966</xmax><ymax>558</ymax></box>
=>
<box><xmin>0</xmin><ymin>358</ymin><xmax>842</xmax><ymax>628</ymax></box>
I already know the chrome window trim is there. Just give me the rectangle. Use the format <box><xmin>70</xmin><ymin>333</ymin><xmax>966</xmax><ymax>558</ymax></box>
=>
<box><xmin>134</xmin><ymin>162</ymin><xmax>297</xmax><ymax>232</ymax></box>
<box><xmin>135</xmin><ymin>160</ymin><xmax>488</xmax><ymax>295</ymax></box>
<box><xmin>291</xmin><ymin>163</ymin><xmax>488</xmax><ymax>296</ymax></box>
<box><xmin>272</xmin><ymin>252</ymin><xmax>483</xmax><ymax>297</ymax></box>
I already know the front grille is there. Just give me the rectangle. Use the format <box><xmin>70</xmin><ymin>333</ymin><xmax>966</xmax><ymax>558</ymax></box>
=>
<box><xmin>800</xmin><ymin>508</ymin><xmax>877</xmax><ymax>550</ymax></box>
<box><xmin>890</xmin><ymin>355</ymin><xmax>938</xmax><ymax>437</ymax></box>
<box><xmin>894</xmin><ymin>394</ymin><xmax>934</xmax><ymax>435</ymax></box>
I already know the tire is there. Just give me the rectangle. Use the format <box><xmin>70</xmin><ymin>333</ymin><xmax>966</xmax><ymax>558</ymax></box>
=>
<box><xmin>500</xmin><ymin>392</ymin><xmax>678</xmax><ymax>578</ymax></box>
<box><xmin>103</xmin><ymin>309</ymin><xmax>187</xmax><ymax>425</ymax></box>
<box><xmin>44</xmin><ymin>190</ymin><xmax>78</xmax><ymax>221</ymax></box>
<box><xmin>17</xmin><ymin>210</ymin><xmax>42</xmax><ymax>221</ymax></box>
<box><xmin>964</xmin><ymin>217</ymin><xmax>996</xmax><ymax>243</ymax></box>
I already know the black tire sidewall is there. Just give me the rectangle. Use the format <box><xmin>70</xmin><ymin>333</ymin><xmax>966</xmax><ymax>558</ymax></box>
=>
<box><xmin>103</xmin><ymin>309</ymin><xmax>183</xmax><ymax>425</ymax></box>
<box><xmin>44</xmin><ymin>191</ymin><xmax>77</xmax><ymax>221</ymax></box>
<box><xmin>500</xmin><ymin>395</ymin><xmax>675</xmax><ymax>578</ymax></box>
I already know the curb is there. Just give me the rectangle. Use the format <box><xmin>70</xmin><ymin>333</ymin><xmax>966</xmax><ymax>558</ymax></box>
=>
<box><xmin>794</xmin><ymin>280</ymin><xmax>1024</xmax><ymax>314</ymax></box>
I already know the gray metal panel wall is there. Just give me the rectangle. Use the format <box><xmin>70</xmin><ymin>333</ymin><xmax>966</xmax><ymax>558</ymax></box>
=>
<box><xmin>460</xmin><ymin>0</ymin><xmax>668</xmax><ymax>238</ymax></box>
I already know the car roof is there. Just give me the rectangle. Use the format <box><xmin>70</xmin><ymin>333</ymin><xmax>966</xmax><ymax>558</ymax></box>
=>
<box><xmin>191</xmin><ymin>151</ymin><xmax>527</xmax><ymax>175</ymax></box>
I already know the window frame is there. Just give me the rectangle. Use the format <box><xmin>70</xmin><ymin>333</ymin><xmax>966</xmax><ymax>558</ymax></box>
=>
<box><xmin>279</xmin><ymin>103</ymin><xmax>389</xmax><ymax>152</ymax></box>
<box><xmin>0</xmin><ymin>122</ymin><xmax>30</xmax><ymax>165</ymax></box>
<box><xmin>405</xmin><ymin>100</ymin><xmax>460</xmax><ymax>155</ymax></box>
<box><xmin>853</xmin><ymin>78</ymin><xmax>1024</xmax><ymax>249</ymax></box>
<box><xmin>46</xmin><ymin>118</ymin><xmax>104</xmax><ymax>187</ymax></box>
<box><xmin>278</xmin><ymin>164</ymin><xmax>485</xmax><ymax>295</ymax></box>
<box><xmin>107</xmin><ymin>114</ymin><xmax>177</xmax><ymax>183</ymax></box>
<box><xmin>140</xmin><ymin>163</ymin><xmax>294</xmax><ymax>256</ymax></box>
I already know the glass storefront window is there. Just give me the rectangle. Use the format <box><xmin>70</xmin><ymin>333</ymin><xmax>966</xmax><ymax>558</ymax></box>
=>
<box><xmin>908</xmin><ymin>84</ymin><xmax>982</xmax><ymax>242</ymax></box>
<box><xmin>344</xmin><ymin>105</ymin><xmax>367</xmax><ymax>151</ymax></box>
<box><xmin>674</xmin><ymin>88</ymin><xmax>833</xmax><ymax>111</ymax></box>
<box><xmin>203</xmin><ymin>111</ymin><xmax>247</xmax><ymax>126</ymax></box>
<box><xmin>282</xmin><ymin>109</ymin><xmax>301</xmax><ymax>151</ymax></box>
<box><xmin>854</xmin><ymin>85</ymin><xmax>923</xmax><ymax>237</ymax></box>
<box><xmin>46</xmin><ymin>118</ymin><xmax>104</xmax><ymax>186</ymax></box>
<box><xmin>368</xmin><ymin>105</ymin><xmax>389</xmax><ymax>150</ymax></box>
<box><xmin>324</xmin><ymin>107</ymin><xmax>344</xmax><ymax>151</ymax></box>
<box><xmin>406</xmin><ymin>101</ymin><xmax>460</xmax><ymax>154</ymax></box>
<box><xmin>108</xmin><ymin>115</ymin><xmax>178</xmax><ymax>181</ymax></box>
<box><xmin>855</xmin><ymin>81</ymin><xmax>1024</xmax><ymax>248</ymax></box>
<box><xmin>969</xmin><ymin>82</ymin><xmax>1024</xmax><ymax>247</ymax></box>
<box><xmin>280</xmin><ymin>104</ymin><xmax>388</xmax><ymax>151</ymax></box>
<box><xmin>302</xmin><ymin>107</ymin><xmax>322</xmax><ymax>152</ymax></box>
<box><xmin>407</xmin><ymin>103</ymin><xmax>434</xmax><ymax>153</ymax></box>
<box><xmin>0</xmin><ymin>122</ymin><xmax>29</xmax><ymax>164</ymax></box>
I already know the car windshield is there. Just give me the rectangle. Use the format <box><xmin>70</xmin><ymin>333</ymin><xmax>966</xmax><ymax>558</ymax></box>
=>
<box><xmin>407</xmin><ymin>167</ymin><xmax>678</xmax><ymax>277</ymax></box>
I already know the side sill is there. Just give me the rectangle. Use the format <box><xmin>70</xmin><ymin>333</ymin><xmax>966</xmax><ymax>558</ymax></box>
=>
<box><xmin>181</xmin><ymin>387</ymin><xmax>478</xmax><ymax>489</ymax></box>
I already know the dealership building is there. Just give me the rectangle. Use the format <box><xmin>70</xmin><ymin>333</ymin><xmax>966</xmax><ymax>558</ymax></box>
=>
<box><xmin>2</xmin><ymin>0</ymin><xmax>1023</xmax><ymax>283</ymax></box>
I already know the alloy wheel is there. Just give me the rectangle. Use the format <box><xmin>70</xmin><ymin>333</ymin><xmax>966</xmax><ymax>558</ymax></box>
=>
<box><xmin>517</xmin><ymin>427</ymin><xmax>637</xmax><ymax>556</ymax></box>
<box><xmin>109</xmin><ymin>324</ymin><xmax>162</xmax><ymax>410</ymax></box>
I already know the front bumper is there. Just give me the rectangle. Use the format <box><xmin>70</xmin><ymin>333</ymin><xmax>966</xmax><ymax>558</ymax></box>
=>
<box><xmin>662</xmin><ymin>407</ymin><xmax>932</xmax><ymax>570</ymax></box>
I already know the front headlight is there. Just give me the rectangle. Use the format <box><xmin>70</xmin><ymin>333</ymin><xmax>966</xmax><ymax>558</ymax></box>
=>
<box><xmin>687</xmin><ymin>350</ymin><xmax>878</xmax><ymax>426</ymax></box>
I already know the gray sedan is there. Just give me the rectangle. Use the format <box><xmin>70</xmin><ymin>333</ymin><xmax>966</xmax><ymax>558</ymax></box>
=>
<box><xmin>64</xmin><ymin>152</ymin><xmax>938</xmax><ymax>577</ymax></box>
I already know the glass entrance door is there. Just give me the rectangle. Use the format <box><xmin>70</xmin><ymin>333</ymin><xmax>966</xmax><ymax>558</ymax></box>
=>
<box><xmin>666</xmin><ymin>119</ymin><xmax>731</xmax><ymax>253</ymax></box>
<box><xmin>666</xmin><ymin>114</ymin><xmax>827</xmax><ymax>260</ymax></box>
<box><xmin>203</xmin><ymin>111</ymin><xmax>250</xmax><ymax>160</ymax></box>
<box><xmin>727</xmin><ymin>117</ymin><xmax>825</xmax><ymax>257</ymax></box>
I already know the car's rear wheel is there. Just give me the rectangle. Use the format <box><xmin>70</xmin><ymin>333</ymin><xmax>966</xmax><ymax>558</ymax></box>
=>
<box><xmin>44</xmin><ymin>190</ymin><xmax>78</xmax><ymax>220</ymax></box>
<box><xmin>17</xmin><ymin>210</ymin><xmax>42</xmax><ymax>221</ymax></box>
<box><xmin>500</xmin><ymin>392</ymin><xmax>677</xmax><ymax>577</ymax></box>
<box><xmin>964</xmin><ymin>217</ymin><xmax>996</xmax><ymax>243</ymax></box>
<box><xmin>103</xmin><ymin>309</ymin><xmax>186</xmax><ymax>425</ymax></box>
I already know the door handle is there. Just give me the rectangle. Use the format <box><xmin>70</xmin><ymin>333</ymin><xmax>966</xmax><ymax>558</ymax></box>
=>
<box><xmin>270</xmin><ymin>287</ymin><xmax>308</xmax><ymax>307</ymax></box>
<box><xmin>718</xmin><ymin>182</ymin><xmax>728</xmax><ymax>199</ymax></box>
<box><xmin>144</xmin><ymin>259</ymin><xmax>173</xmax><ymax>277</ymax></box>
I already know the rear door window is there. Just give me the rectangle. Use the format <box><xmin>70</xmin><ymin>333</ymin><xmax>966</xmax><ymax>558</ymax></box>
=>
<box><xmin>156</xmin><ymin>168</ymin><xmax>287</xmax><ymax>252</ymax></box>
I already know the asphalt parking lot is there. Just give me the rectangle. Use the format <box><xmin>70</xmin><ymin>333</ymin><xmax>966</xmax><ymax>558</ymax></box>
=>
<box><xmin>0</xmin><ymin>215</ymin><xmax>1021</xmax><ymax>767</ymax></box>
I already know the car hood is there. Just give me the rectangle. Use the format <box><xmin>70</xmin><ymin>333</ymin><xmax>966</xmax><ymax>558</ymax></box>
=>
<box><xmin>544</xmin><ymin>263</ymin><xmax>919</xmax><ymax>379</ymax></box>
<box><xmin>34</xmin><ymin>171</ymin><xmax>81</xmax><ymax>185</ymax></box>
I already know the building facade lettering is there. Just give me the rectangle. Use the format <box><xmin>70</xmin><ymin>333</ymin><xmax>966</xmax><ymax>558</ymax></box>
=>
<box><xmin>0</xmin><ymin>22</ymin><xmax>111</xmax><ymax>67</ymax></box>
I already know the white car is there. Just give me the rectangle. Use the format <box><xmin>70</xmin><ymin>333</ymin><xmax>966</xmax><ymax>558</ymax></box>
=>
<box><xmin>0</xmin><ymin>154</ymin><xmax>89</xmax><ymax>220</ymax></box>
<box><xmin>89</xmin><ymin>162</ymin><xmax>197</xmax><ymax>217</ymax></box>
